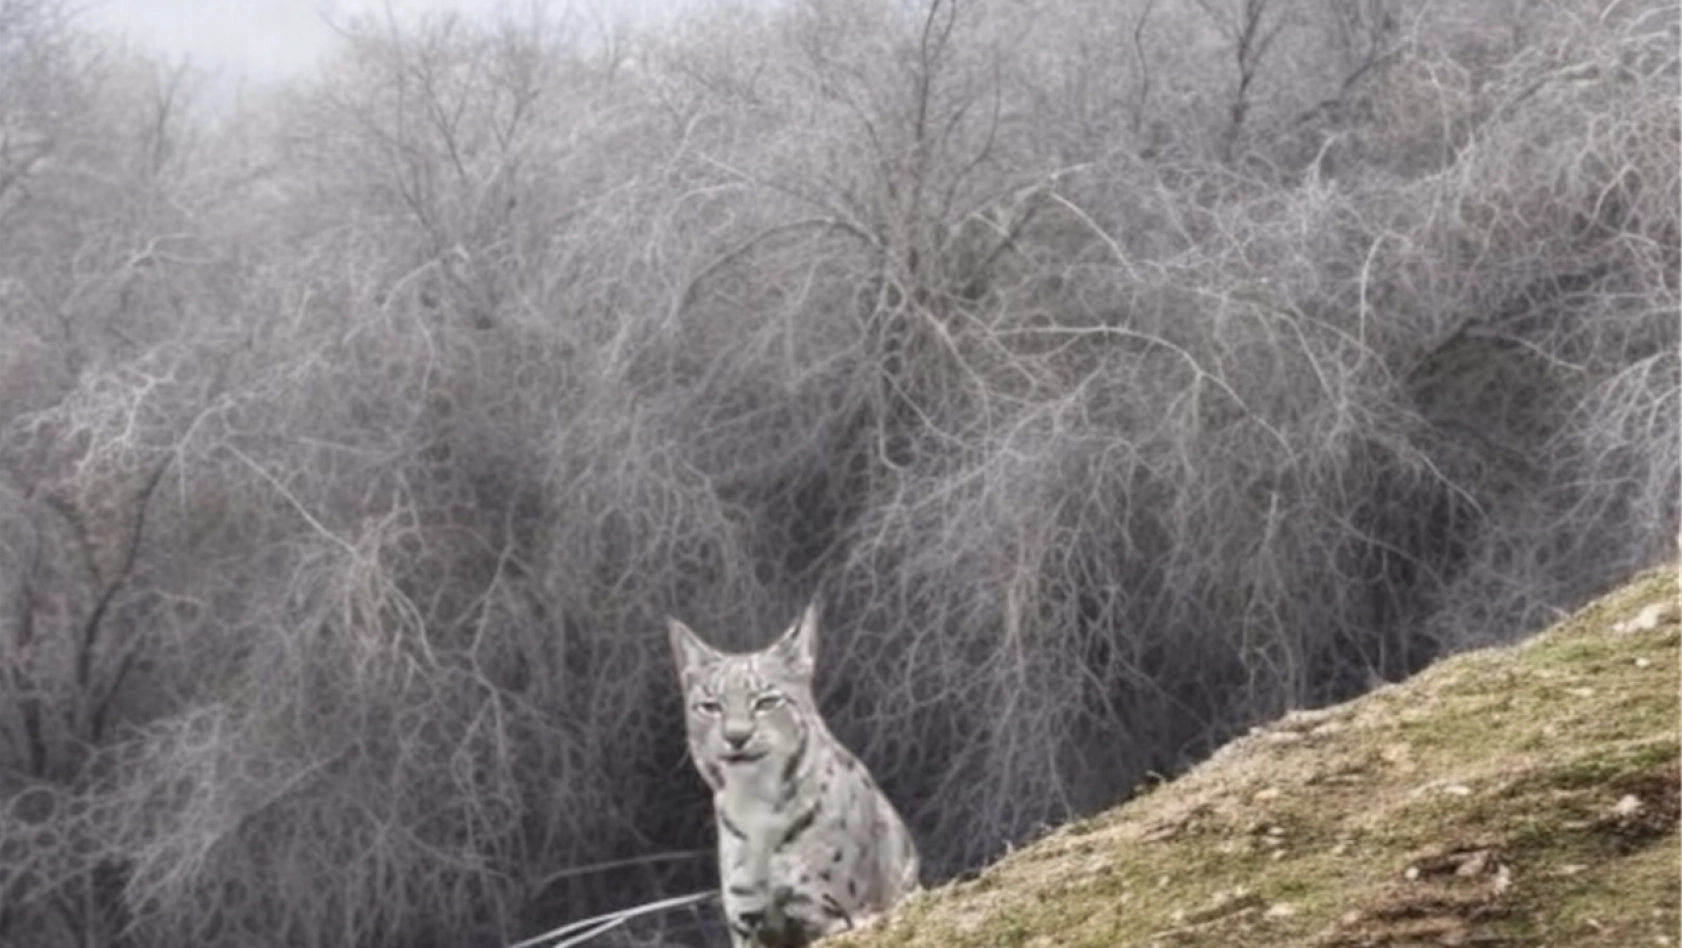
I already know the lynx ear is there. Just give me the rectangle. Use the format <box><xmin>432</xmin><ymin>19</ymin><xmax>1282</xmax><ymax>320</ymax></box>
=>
<box><xmin>668</xmin><ymin>618</ymin><xmax>721</xmax><ymax>676</ymax></box>
<box><xmin>770</xmin><ymin>601</ymin><xmax>819</xmax><ymax>677</ymax></box>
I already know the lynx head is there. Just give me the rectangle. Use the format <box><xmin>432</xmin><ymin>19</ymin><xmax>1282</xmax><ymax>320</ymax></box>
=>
<box><xmin>669</xmin><ymin>603</ymin><xmax>820</xmax><ymax>784</ymax></box>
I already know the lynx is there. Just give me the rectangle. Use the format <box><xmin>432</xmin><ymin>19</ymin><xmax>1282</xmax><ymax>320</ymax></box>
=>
<box><xmin>669</xmin><ymin>604</ymin><xmax>920</xmax><ymax>948</ymax></box>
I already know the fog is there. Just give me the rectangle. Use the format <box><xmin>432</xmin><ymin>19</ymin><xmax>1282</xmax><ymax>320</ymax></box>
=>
<box><xmin>89</xmin><ymin>0</ymin><xmax>687</xmax><ymax>81</ymax></box>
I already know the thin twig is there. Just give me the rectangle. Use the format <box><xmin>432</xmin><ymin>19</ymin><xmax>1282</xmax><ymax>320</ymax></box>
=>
<box><xmin>505</xmin><ymin>891</ymin><xmax>717</xmax><ymax>948</ymax></box>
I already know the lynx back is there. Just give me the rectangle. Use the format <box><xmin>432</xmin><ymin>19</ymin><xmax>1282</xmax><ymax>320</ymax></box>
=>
<box><xmin>670</xmin><ymin>605</ymin><xmax>919</xmax><ymax>948</ymax></box>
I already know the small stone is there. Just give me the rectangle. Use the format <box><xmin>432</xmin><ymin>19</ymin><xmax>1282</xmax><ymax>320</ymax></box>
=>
<box><xmin>1265</xmin><ymin>902</ymin><xmax>1297</xmax><ymax>918</ymax></box>
<box><xmin>1492</xmin><ymin>865</ymin><xmax>1513</xmax><ymax>893</ymax></box>
<box><xmin>1612</xmin><ymin>603</ymin><xmax>1668</xmax><ymax>633</ymax></box>
<box><xmin>1613</xmin><ymin>794</ymin><xmax>1644</xmax><ymax>817</ymax></box>
<box><xmin>1443</xmin><ymin>783</ymin><xmax>1473</xmax><ymax>796</ymax></box>
<box><xmin>1634</xmin><ymin>657</ymin><xmax>1652</xmax><ymax>668</ymax></box>
<box><xmin>1455</xmin><ymin>850</ymin><xmax>1492</xmax><ymax>876</ymax></box>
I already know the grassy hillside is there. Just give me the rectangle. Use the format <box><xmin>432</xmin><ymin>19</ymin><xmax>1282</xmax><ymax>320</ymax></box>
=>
<box><xmin>840</xmin><ymin>566</ymin><xmax>1680</xmax><ymax>948</ymax></box>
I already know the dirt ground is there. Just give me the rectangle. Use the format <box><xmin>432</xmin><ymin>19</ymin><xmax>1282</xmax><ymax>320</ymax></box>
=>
<box><xmin>835</xmin><ymin>566</ymin><xmax>1681</xmax><ymax>948</ymax></box>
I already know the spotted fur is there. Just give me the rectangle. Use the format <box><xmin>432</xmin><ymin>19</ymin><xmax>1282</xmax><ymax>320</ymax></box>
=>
<box><xmin>670</xmin><ymin>604</ymin><xmax>919</xmax><ymax>948</ymax></box>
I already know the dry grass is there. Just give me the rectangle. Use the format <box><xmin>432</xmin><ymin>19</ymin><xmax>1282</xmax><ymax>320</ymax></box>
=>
<box><xmin>829</xmin><ymin>565</ymin><xmax>1681</xmax><ymax>948</ymax></box>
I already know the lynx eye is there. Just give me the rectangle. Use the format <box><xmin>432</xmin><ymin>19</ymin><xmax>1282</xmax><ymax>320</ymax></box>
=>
<box><xmin>751</xmin><ymin>693</ymin><xmax>785</xmax><ymax>713</ymax></box>
<box><xmin>694</xmin><ymin>699</ymin><xmax>723</xmax><ymax>715</ymax></box>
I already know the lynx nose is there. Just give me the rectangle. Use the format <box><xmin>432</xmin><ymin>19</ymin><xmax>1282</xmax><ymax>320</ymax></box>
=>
<box><xmin>722</xmin><ymin>723</ymin><xmax>754</xmax><ymax>750</ymax></box>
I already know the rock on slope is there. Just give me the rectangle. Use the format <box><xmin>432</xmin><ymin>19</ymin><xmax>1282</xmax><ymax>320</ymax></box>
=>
<box><xmin>838</xmin><ymin>566</ymin><xmax>1680</xmax><ymax>948</ymax></box>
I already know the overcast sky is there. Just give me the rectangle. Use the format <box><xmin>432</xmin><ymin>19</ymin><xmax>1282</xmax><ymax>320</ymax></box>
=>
<box><xmin>87</xmin><ymin>0</ymin><xmax>688</xmax><ymax>84</ymax></box>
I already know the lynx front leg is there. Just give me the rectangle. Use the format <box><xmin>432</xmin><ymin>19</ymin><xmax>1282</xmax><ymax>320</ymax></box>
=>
<box><xmin>720</xmin><ymin>833</ymin><xmax>775</xmax><ymax>948</ymax></box>
<box><xmin>726</xmin><ymin>917</ymin><xmax>758</xmax><ymax>948</ymax></box>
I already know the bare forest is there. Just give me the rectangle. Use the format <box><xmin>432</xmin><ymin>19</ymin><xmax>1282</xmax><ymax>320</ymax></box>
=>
<box><xmin>0</xmin><ymin>0</ymin><xmax>1676</xmax><ymax>946</ymax></box>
